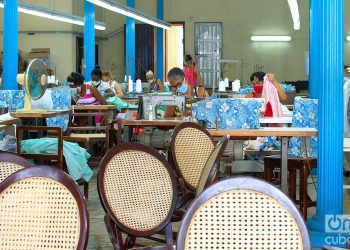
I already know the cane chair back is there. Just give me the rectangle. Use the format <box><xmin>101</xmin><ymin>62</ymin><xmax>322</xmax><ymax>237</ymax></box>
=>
<box><xmin>177</xmin><ymin>177</ymin><xmax>311</xmax><ymax>250</ymax></box>
<box><xmin>0</xmin><ymin>166</ymin><xmax>89</xmax><ymax>249</ymax></box>
<box><xmin>98</xmin><ymin>143</ymin><xmax>177</xmax><ymax>237</ymax></box>
<box><xmin>0</xmin><ymin>152</ymin><xmax>35</xmax><ymax>183</ymax></box>
<box><xmin>171</xmin><ymin>122</ymin><xmax>215</xmax><ymax>191</ymax></box>
<box><xmin>196</xmin><ymin>135</ymin><xmax>229</xmax><ymax>196</ymax></box>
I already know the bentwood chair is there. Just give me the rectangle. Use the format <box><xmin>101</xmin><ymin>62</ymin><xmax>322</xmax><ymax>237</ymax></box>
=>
<box><xmin>171</xmin><ymin>135</ymin><xmax>229</xmax><ymax>233</ymax></box>
<box><xmin>170</xmin><ymin>122</ymin><xmax>216</xmax><ymax>192</ymax></box>
<box><xmin>98</xmin><ymin>143</ymin><xmax>178</xmax><ymax>249</ymax></box>
<box><xmin>176</xmin><ymin>177</ymin><xmax>311</xmax><ymax>249</ymax></box>
<box><xmin>0</xmin><ymin>152</ymin><xmax>35</xmax><ymax>182</ymax></box>
<box><xmin>0</xmin><ymin>166</ymin><xmax>89</xmax><ymax>249</ymax></box>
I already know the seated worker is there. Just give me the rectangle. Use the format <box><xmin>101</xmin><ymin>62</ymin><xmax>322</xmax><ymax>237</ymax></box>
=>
<box><xmin>145</xmin><ymin>70</ymin><xmax>165</xmax><ymax>92</ymax></box>
<box><xmin>88</xmin><ymin>66</ymin><xmax>115</xmax><ymax>99</ymax></box>
<box><xmin>164</xmin><ymin>67</ymin><xmax>190</xmax><ymax>118</ymax></box>
<box><xmin>102</xmin><ymin>71</ymin><xmax>124</xmax><ymax>98</ymax></box>
<box><xmin>68</xmin><ymin>72</ymin><xmax>106</xmax><ymax>126</ymax></box>
<box><xmin>246</xmin><ymin>71</ymin><xmax>286</xmax><ymax>117</ymax></box>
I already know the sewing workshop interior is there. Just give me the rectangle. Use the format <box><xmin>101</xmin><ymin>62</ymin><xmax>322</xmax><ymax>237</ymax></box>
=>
<box><xmin>0</xmin><ymin>0</ymin><xmax>350</xmax><ymax>249</ymax></box>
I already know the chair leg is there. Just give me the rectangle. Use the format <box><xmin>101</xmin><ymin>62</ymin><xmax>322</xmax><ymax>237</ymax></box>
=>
<box><xmin>288</xmin><ymin>168</ymin><xmax>297</xmax><ymax>202</ymax></box>
<box><xmin>83</xmin><ymin>181</ymin><xmax>89</xmax><ymax>199</ymax></box>
<box><xmin>299</xmin><ymin>163</ymin><xmax>310</xmax><ymax>219</ymax></box>
<box><xmin>264</xmin><ymin>158</ymin><xmax>275</xmax><ymax>181</ymax></box>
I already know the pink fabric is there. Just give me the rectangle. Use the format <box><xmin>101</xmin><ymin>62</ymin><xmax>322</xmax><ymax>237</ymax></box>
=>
<box><xmin>183</xmin><ymin>65</ymin><xmax>198</xmax><ymax>86</ymax></box>
<box><xmin>262</xmin><ymin>76</ymin><xmax>283</xmax><ymax>117</ymax></box>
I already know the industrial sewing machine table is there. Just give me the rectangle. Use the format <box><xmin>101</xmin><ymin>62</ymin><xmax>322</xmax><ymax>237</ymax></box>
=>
<box><xmin>208</xmin><ymin>127</ymin><xmax>318</xmax><ymax>194</ymax></box>
<box><xmin>0</xmin><ymin>118</ymin><xmax>20</xmax><ymax>126</ymax></box>
<box><xmin>117</xmin><ymin>119</ymin><xmax>194</xmax><ymax>142</ymax></box>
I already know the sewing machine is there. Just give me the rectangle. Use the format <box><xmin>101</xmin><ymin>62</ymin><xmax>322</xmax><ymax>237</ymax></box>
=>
<box><xmin>137</xmin><ymin>94</ymin><xmax>186</xmax><ymax>120</ymax></box>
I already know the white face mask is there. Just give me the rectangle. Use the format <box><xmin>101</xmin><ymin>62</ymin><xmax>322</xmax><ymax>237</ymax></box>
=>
<box><xmin>77</xmin><ymin>86</ymin><xmax>82</xmax><ymax>92</ymax></box>
<box><xmin>147</xmin><ymin>79</ymin><xmax>154</xmax><ymax>84</ymax></box>
<box><xmin>91</xmin><ymin>80</ymin><xmax>100</xmax><ymax>87</ymax></box>
<box><xmin>102</xmin><ymin>81</ymin><xmax>109</xmax><ymax>85</ymax></box>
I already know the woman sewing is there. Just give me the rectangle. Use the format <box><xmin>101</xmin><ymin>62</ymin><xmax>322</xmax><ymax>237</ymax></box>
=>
<box><xmin>88</xmin><ymin>67</ymin><xmax>115</xmax><ymax>99</ymax></box>
<box><xmin>183</xmin><ymin>54</ymin><xmax>205</xmax><ymax>96</ymax></box>
<box><xmin>145</xmin><ymin>70</ymin><xmax>165</xmax><ymax>92</ymax></box>
<box><xmin>164</xmin><ymin>67</ymin><xmax>190</xmax><ymax>118</ymax></box>
<box><xmin>246</xmin><ymin>71</ymin><xmax>286</xmax><ymax>117</ymax></box>
<box><xmin>102</xmin><ymin>71</ymin><xmax>124</xmax><ymax>98</ymax></box>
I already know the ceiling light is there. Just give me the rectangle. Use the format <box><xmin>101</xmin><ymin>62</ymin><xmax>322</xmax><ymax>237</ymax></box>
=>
<box><xmin>251</xmin><ymin>36</ymin><xmax>292</xmax><ymax>42</ymax></box>
<box><xmin>87</xmin><ymin>0</ymin><xmax>171</xmax><ymax>30</ymax></box>
<box><xmin>0</xmin><ymin>1</ymin><xmax>106</xmax><ymax>30</ymax></box>
<box><xmin>287</xmin><ymin>0</ymin><xmax>300</xmax><ymax>30</ymax></box>
<box><xmin>346</xmin><ymin>36</ymin><xmax>350</xmax><ymax>41</ymax></box>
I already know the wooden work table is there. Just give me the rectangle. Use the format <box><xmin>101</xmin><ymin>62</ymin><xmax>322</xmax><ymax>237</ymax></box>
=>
<box><xmin>72</xmin><ymin>105</ymin><xmax>116</xmax><ymax>111</ymax></box>
<box><xmin>209</xmin><ymin>127</ymin><xmax>317</xmax><ymax>194</ymax></box>
<box><xmin>0</xmin><ymin>118</ymin><xmax>20</xmax><ymax>126</ymax></box>
<box><xmin>117</xmin><ymin>119</ymin><xmax>194</xmax><ymax>142</ymax></box>
<box><xmin>11</xmin><ymin>110</ymin><xmax>70</xmax><ymax>119</ymax></box>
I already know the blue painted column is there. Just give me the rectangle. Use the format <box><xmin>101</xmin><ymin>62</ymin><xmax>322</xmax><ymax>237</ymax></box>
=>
<box><xmin>84</xmin><ymin>0</ymin><xmax>95</xmax><ymax>82</ymax></box>
<box><xmin>3</xmin><ymin>0</ymin><xmax>18</xmax><ymax>90</ymax></box>
<box><xmin>309</xmin><ymin>0</ymin><xmax>318</xmax><ymax>98</ymax></box>
<box><xmin>156</xmin><ymin>0</ymin><xmax>164</xmax><ymax>81</ymax></box>
<box><xmin>126</xmin><ymin>0</ymin><xmax>135</xmax><ymax>81</ymax></box>
<box><xmin>308</xmin><ymin>0</ymin><xmax>346</xmax><ymax>247</ymax></box>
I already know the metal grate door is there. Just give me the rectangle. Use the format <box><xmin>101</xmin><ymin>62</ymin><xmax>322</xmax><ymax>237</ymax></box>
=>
<box><xmin>195</xmin><ymin>23</ymin><xmax>222</xmax><ymax>88</ymax></box>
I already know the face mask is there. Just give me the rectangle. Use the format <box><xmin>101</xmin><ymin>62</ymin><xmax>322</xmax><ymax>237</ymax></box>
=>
<box><xmin>77</xmin><ymin>86</ymin><xmax>82</xmax><ymax>92</ymax></box>
<box><xmin>148</xmin><ymin>79</ymin><xmax>154</xmax><ymax>84</ymax></box>
<box><xmin>102</xmin><ymin>81</ymin><xmax>109</xmax><ymax>85</ymax></box>
<box><xmin>91</xmin><ymin>80</ymin><xmax>100</xmax><ymax>87</ymax></box>
<box><xmin>177</xmin><ymin>83</ymin><xmax>188</xmax><ymax>95</ymax></box>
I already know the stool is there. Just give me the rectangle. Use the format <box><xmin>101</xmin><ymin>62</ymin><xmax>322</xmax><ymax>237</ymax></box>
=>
<box><xmin>264</xmin><ymin>156</ymin><xmax>317</xmax><ymax>219</ymax></box>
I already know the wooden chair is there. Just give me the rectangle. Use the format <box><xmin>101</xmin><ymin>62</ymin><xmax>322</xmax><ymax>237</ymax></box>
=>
<box><xmin>0</xmin><ymin>166</ymin><xmax>89</xmax><ymax>249</ymax></box>
<box><xmin>16</xmin><ymin>125</ymin><xmax>89</xmax><ymax>198</ymax></box>
<box><xmin>176</xmin><ymin>177</ymin><xmax>311</xmax><ymax>249</ymax></box>
<box><xmin>0</xmin><ymin>152</ymin><xmax>35</xmax><ymax>182</ymax></box>
<box><xmin>171</xmin><ymin>135</ymin><xmax>229</xmax><ymax>233</ymax></box>
<box><xmin>170</xmin><ymin>122</ymin><xmax>216</xmax><ymax>192</ymax></box>
<box><xmin>65</xmin><ymin>107</ymin><xmax>110</xmax><ymax>167</ymax></box>
<box><xmin>98</xmin><ymin>143</ymin><xmax>178</xmax><ymax>249</ymax></box>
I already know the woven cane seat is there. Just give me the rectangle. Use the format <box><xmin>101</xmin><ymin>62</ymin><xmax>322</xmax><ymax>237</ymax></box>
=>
<box><xmin>0</xmin><ymin>176</ymin><xmax>81</xmax><ymax>249</ymax></box>
<box><xmin>174</xmin><ymin>127</ymin><xmax>214</xmax><ymax>190</ymax></box>
<box><xmin>102</xmin><ymin>150</ymin><xmax>174</xmax><ymax>232</ymax></box>
<box><xmin>184</xmin><ymin>189</ymin><xmax>304</xmax><ymax>249</ymax></box>
<box><xmin>0</xmin><ymin>162</ymin><xmax>24</xmax><ymax>183</ymax></box>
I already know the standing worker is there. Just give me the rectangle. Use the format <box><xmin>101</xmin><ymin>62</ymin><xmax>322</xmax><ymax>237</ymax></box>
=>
<box><xmin>183</xmin><ymin>54</ymin><xmax>205</xmax><ymax>96</ymax></box>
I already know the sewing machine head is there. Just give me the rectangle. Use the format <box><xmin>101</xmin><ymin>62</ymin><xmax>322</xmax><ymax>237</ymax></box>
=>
<box><xmin>137</xmin><ymin>94</ymin><xmax>186</xmax><ymax>119</ymax></box>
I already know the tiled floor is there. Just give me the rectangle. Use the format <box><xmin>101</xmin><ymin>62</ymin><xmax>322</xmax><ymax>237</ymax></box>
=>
<box><xmin>86</xmin><ymin>164</ymin><xmax>350</xmax><ymax>249</ymax></box>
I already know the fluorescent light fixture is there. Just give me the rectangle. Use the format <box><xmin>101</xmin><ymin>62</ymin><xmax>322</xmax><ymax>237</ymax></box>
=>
<box><xmin>251</xmin><ymin>36</ymin><xmax>292</xmax><ymax>42</ymax></box>
<box><xmin>0</xmin><ymin>1</ymin><xmax>106</xmax><ymax>30</ymax></box>
<box><xmin>87</xmin><ymin>0</ymin><xmax>171</xmax><ymax>30</ymax></box>
<box><xmin>287</xmin><ymin>0</ymin><xmax>300</xmax><ymax>30</ymax></box>
<box><xmin>346</xmin><ymin>36</ymin><xmax>350</xmax><ymax>41</ymax></box>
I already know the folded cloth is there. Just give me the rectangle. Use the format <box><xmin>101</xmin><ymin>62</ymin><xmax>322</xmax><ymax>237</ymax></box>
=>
<box><xmin>21</xmin><ymin>138</ymin><xmax>93</xmax><ymax>182</ymax></box>
<box><xmin>262</xmin><ymin>76</ymin><xmax>283</xmax><ymax>117</ymax></box>
<box><xmin>107</xmin><ymin>96</ymin><xmax>138</xmax><ymax>111</ymax></box>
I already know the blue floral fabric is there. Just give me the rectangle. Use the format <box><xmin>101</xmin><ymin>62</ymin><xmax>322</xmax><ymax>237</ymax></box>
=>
<box><xmin>216</xmin><ymin>99</ymin><xmax>261</xmax><ymax>129</ymax></box>
<box><xmin>46</xmin><ymin>89</ymin><xmax>72</xmax><ymax>131</ymax></box>
<box><xmin>279</xmin><ymin>83</ymin><xmax>296</xmax><ymax>93</ymax></box>
<box><xmin>192</xmin><ymin>99</ymin><xmax>218</xmax><ymax>127</ymax></box>
<box><xmin>288</xmin><ymin>97</ymin><xmax>318</xmax><ymax>158</ymax></box>
<box><xmin>0</xmin><ymin>90</ymin><xmax>25</xmax><ymax>110</ymax></box>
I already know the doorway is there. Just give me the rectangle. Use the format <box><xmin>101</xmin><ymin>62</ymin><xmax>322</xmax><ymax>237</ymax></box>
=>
<box><xmin>165</xmin><ymin>22</ymin><xmax>184</xmax><ymax>80</ymax></box>
<box><xmin>194</xmin><ymin>22</ymin><xmax>222</xmax><ymax>88</ymax></box>
<box><xmin>76</xmin><ymin>37</ymin><xmax>99</xmax><ymax>74</ymax></box>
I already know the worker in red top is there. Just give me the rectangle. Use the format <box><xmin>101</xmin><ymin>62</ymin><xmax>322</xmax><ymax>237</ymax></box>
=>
<box><xmin>183</xmin><ymin>54</ymin><xmax>205</xmax><ymax>96</ymax></box>
<box><xmin>245</xmin><ymin>71</ymin><xmax>286</xmax><ymax>117</ymax></box>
